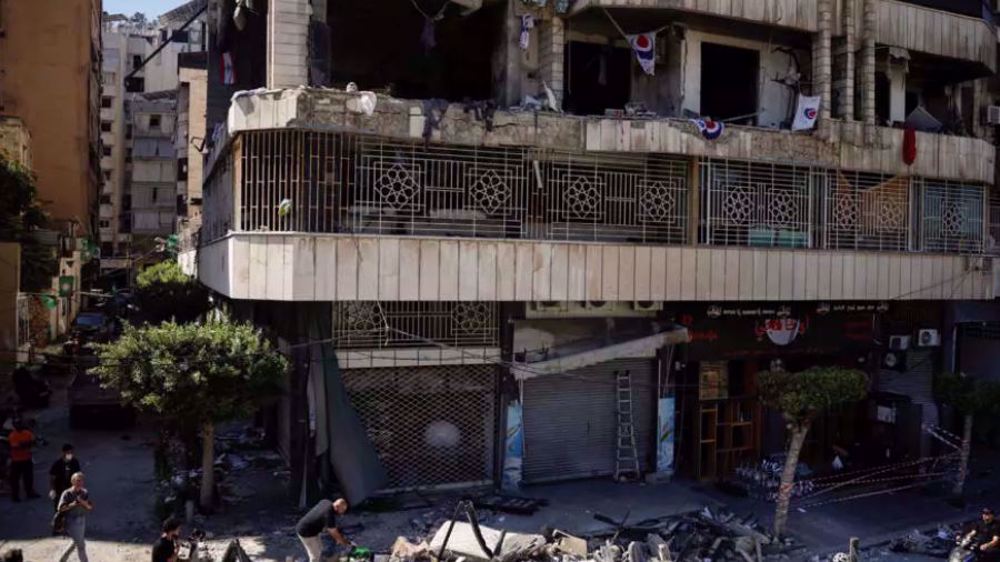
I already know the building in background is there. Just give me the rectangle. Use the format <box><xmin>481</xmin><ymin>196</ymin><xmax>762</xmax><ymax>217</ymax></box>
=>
<box><xmin>0</xmin><ymin>0</ymin><xmax>102</xmax><ymax>238</ymax></box>
<box><xmin>176</xmin><ymin>51</ymin><xmax>209</xmax><ymax>253</ymax></box>
<box><xmin>193</xmin><ymin>0</ymin><xmax>1000</xmax><ymax>501</ymax></box>
<box><xmin>100</xmin><ymin>3</ymin><xmax>207</xmax><ymax>282</ymax></box>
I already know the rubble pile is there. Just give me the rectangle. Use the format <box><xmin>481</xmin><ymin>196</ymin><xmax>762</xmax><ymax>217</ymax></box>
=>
<box><xmin>389</xmin><ymin>504</ymin><xmax>801</xmax><ymax>562</ymax></box>
<box><xmin>883</xmin><ymin>524</ymin><xmax>964</xmax><ymax>558</ymax></box>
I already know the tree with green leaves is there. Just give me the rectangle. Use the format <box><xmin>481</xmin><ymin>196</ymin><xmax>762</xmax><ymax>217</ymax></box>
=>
<box><xmin>0</xmin><ymin>156</ymin><xmax>56</xmax><ymax>291</ymax></box>
<box><xmin>758</xmin><ymin>366</ymin><xmax>869</xmax><ymax>536</ymax></box>
<box><xmin>92</xmin><ymin>320</ymin><xmax>287</xmax><ymax>510</ymax></box>
<box><xmin>934</xmin><ymin>372</ymin><xmax>1000</xmax><ymax>496</ymax></box>
<box><xmin>135</xmin><ymin>260</ymin><xmax>209</xmax><ymax>325</ymax></box>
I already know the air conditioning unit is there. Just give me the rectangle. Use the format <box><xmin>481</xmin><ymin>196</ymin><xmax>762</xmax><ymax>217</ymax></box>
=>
<box><xmin>584</xmin><ymin>300</ymin><xmax>616</xmax><ymax>312</ymax></box>
<box><xmin>917</xmin><ymin>329</ymin><xmax>941</xmax><ymax>347</ymax></box>
<box><xmin>888</xmin><ymin>335</ymin><xmax>911</xmax><ymax>351</ymax></box>
<box><xmin>632</xmin><ymin>301</ymin><xmax>663</xmax><ymax>312</ymax></box>
<box><xmin>984</xmin><ymin>105</ymin><xmax>1000</xmax><ymax>125</ymax></box>
<box><xmin>882</xmin><ymin>351</ymin><xmax>907</xmax><ymax>371</ymax></box>
<box><xmin>530</xmin><ymin>301</ymin><xmax>566</xmax><ymax>313</ymax></box>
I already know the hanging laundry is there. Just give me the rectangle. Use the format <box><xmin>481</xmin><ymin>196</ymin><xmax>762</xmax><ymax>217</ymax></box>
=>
<box><xmin>691</xmin><ymin>118</ymin><xmax>725</xmax><ymax>140</ymax></box>
<box><xmin>420</xmin><ymin>18</ymin><xmax>437</xmax><ymax>52</ymax></box>
<box><xmin>422</xmin><ymin>99</ymin><xmax>450</xmax><ymax>143</ymax></box>
<box><xmin>627</xmin><ymin>32</ymin><xmax>656</xmax><ymax>75</ymax></box>
<box><xmin>902</xmin><ymin>127</ymin><xmax>917</xmax><ymax>165</ymax></box>
<box><xmin>221</xmin><ymin>52</ymin><xmax>236</xmax><ymax>85</ymax></box>
<box><xmin>791</xmin><ymin>94</ymin><xmax>821</xmax><ymax>131</ymax></box>
<box><xmin>519</xmin><ymin>15</ymin><xmax>535</xmax><ymax>50</ymax></box>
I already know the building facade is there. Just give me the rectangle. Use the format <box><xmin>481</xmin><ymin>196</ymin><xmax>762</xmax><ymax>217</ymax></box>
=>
<box><xmin>193</xmin><ymin>0</ymin><xmax>1000</xmax><ymax>500</ymax></box>
<box><xmin>100</xmin><ymin>5</ymin><xmax>207</xmax><ymax>280</ymax></box>
<box><xmin>0</xmin><ymin>0</ymin><xmax>102</xmax><ymax>236</ymax></box>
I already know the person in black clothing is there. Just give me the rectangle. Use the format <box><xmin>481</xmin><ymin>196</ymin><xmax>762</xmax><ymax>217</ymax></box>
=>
<box><xmin>50</xmin><ymin>444</ymin><xmax>82</xmax><ymax>511</ymax></box>
<box><xmin>962</xmin><ymin>508</ymin><xmax>1000</xmax><ymax>558</ymax></box>
<box><xmin>152</xmin><ymin>517</ymin><xmax>182</xmax><ymax>562</ymax></box>
<box><xmin>295</xmin><ymin>497</ymin><xmax>351</xmax><ymax>562</ymax></box>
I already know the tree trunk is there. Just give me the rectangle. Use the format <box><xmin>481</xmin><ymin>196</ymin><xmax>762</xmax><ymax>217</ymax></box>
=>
<box><xmin>953</xmin><ymin>414</ymin><xmax>973</xmax><ymax>496</ymax></box>
<box><xmin>774</xmin><ymin>423</ymin><xmax>810</xmax><ymax>537</ymax></box>
<box><xmin>199</xmin><ymin>421</ymin><xmax>215</xmax><ymax>511</ymax></box>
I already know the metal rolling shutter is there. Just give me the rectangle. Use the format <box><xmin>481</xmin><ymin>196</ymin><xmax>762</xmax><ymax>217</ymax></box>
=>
<box><xmin>522</xmin><ymin>358</ymin><xmax>656</xmax><ymax>483</ymax></box>
<box><xmin>878</xmin><ymin>350</ymin><xmax>937</xmax><ymax>455</ymax></box>
<box><xmin>342</xmin><ymin>364</ymin><xmax>497</xmax><ymax>491</ymax></box>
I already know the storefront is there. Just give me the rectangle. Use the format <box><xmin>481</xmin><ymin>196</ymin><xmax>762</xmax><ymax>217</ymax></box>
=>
<box><xmin>673</xmin><ymin>302</ymin><xmax>878</xmax><ymax>481</ymax></box>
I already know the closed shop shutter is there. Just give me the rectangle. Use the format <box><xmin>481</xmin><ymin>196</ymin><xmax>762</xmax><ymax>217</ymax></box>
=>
<box><xmin>342</xmin><ymin>364</ymin><xmax>497</xmax><ymax>491</ymax></box>
<box><xmin>878</xmin><ymin>350</ymin><xmax>934</xmax><ymax>404</ymax></box>
<box><xmin>522</xmin><ymin>358</ymin><xmax>656</xmax><ymax>483</ymax></box>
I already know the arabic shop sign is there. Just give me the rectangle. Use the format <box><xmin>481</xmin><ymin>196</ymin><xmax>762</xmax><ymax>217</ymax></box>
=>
<box><xmin>678</xmin><ymin>304</ymin><xmax>876</xmax><ymax>359</ymax></box>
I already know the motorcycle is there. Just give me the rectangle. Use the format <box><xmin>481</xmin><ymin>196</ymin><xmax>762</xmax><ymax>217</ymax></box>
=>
<box><xmin>951</xmin><ymin>537</ymin><xmax>1000</xmax><ymax>562</ymax></box>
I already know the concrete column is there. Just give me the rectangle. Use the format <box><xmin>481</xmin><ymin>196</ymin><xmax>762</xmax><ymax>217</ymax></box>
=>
<box><xmin>861</xmin><ymin>0</ymin><xmax>877</xmax><ymax>143</ymax></box>
<box><xmin>843</xmin><ymin>0</ymin><xmax>856</xmax><ymax>120</ymax></box>
<box><xmin>814</xmin><ymin>0</ymin><xmax>833</xmax><ymax>120</ymax></box>
<box><xmin>267</xmin><ymin>0</ymin><xmax>311</xmax><ymax>89</ymax></box>
<box><xmin>538</xmin><ymin>17</ymin><xmax>566</xmax><ymax>106</ymax></box>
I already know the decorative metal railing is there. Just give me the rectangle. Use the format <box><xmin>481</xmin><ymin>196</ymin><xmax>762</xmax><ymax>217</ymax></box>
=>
<box><xmin>701</xmin><ymin>159</ymin><xmax>814</xmax><ymax>248</ymax></box>
<box><xmin>919</xmin><ymin>179</ymin><xmax>985</xmax><ymax>254</ymax></box>
<box><xmin>822</xmin><ymin>170</ymin><xmax>912</xmax><ymax>252</ymax></box>
<box><xmin>332</xmin><ymin>301</ymin><xmax>500</xmax><ymax>350</ymax></box>
<box><xmin>202</xmin><ymin>129</ymin><xmax>989</xmax><ymax>256</ymax></box>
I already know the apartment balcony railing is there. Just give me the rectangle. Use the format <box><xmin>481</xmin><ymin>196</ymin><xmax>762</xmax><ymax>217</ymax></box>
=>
<box><xmin>203</xmin><ymin>130</ymin><xmax>989</xmax><ymax>256</ymax></box>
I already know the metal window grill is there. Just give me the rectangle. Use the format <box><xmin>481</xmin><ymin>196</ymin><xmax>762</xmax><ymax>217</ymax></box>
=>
<box><xmin>341</xmin><ymin>364</ymin><xmax>497</xmax><ymax>491</ymax></box>
<box><xmin>918</xmin><ymin>179</ymin><xmax>985</xmax><ymax>254</ymax></box>
<box><xmin>987</xmin><ymin>190</ymin><xmax>1000</xmax><ymax>255</ymax></box>
<box><xmin>538</xmin><ymin>150</ymin><xmax>689</xmax><ymax>244</ymax></box>
<box><xmin>331</xmin><ymin>302</ymin><xmax>500</xmax><ymax>350</ymax></box>
<box><xmin>202</xmin><ymin>151</ymin><xmax>232</xmax><ymax>241</ymax></box>
<box><xmin>231</xmin><ymin>130</ymin><xmax>689</xmax><ymax>244</ymax></box>
<box><xmin>821</xmin><ymin>170</ymin><xmax>912</xmax><ymax>251</ymax></box>
<box><xmin>701</xmin><ymin>159</ymin><xmax>813</xmax><ymax>248</ymax></box>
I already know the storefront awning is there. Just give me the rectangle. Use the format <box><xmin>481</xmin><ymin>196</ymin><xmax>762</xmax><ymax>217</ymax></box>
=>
<box><xmin>510</xmin><ymin>328</ymin><xmax>689</xmax><ymax>380</ymax></box>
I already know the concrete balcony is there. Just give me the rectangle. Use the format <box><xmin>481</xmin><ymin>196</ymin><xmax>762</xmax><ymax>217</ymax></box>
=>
<box><xmin>223</xmin><ymin>88</ymin><xmax>995</xmax><ymax>184</ymax></box>
<box><xmin>566</xmin><ymin>0</ymin><xmax>996</xmax><ymax>72</ymax></box>
<box><xmin>872</xmin><ymin>0</ymin><xmax>996</xmax><ymax>73</ymax></box>
<box><xmin>198</xmin><ymin>232</ymin><xmax>994</xmax><ymax>302</ymax></box>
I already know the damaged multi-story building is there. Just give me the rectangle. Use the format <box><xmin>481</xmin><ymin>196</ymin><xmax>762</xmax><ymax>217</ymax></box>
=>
<box><xmin>188</xmin><ymin>0</ymin><xmax>1000</xmax><ymax>503</ymax></box>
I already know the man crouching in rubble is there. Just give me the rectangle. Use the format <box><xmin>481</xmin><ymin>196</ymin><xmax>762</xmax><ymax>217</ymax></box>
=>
<box><xmin>296</xmin><ymin>497</ymin><xmax>352</xmax><ymax>562</ymax></box>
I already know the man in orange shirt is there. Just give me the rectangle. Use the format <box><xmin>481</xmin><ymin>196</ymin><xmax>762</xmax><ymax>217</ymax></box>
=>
<box><xmin>8</xmin><ymin>417</ymin><xmax>40</xmax><ymax>502</ymax></box>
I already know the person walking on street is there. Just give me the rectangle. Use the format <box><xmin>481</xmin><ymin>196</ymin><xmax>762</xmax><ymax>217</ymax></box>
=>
<box><xmin>57</xmin><ymin>472</ymin><xmax>93</xmax><ymax>562</ymax></box>
<box><xmin>49</xmin><ymin>444</ymin><xmax>81</xmax><ymax>511</ymax></box>
<box><xmin>295</xmin><ymin>497</ymin><xmax>352</xmax><ymax>562</ymax></box>
<box><xmin>152</xmin><ymin>517</ymin><xmax>182</xmax><ymax>562</ymax></box>
<box><xmin>7</xmin><ymin>417</ymin><xmax>39</xmax><ymax>502</ymax></box>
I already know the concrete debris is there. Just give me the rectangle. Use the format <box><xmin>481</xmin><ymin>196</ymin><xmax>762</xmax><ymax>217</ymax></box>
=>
<box><xmin>552</xmin><ymin>531</ymin><xmax>588</xmax><ymax>558</ymax></box>
<box><xmin>884</xmin><ymin>523</ymin><xmax>963</xmax><ymax>558</ymax></box>
<box><xmin>428</xmin><ymin>521</ymin><xmax>546</xmax><ymax>562</ymax></box>
<box><xmin>390</xmin><ymin>506</ymin><xmax>799</xmax><ymax>562</ymax></box>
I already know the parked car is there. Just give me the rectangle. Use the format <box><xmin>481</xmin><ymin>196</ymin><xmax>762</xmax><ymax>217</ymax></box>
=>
<box><xmin>68</xmin><ymin>351</ymin><xmax>134</xmax><ymax>429</ymax></box>
<box><xmin>72</xmin><ymin>311</ymin><xmax>112</xmax><ymax>342</ymax></box>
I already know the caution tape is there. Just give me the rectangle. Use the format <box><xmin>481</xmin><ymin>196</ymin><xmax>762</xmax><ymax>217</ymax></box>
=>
<box><xmin>794</xmin><ymin>478</ymin><xmax>952</xmax><ymax>510</ymax></box>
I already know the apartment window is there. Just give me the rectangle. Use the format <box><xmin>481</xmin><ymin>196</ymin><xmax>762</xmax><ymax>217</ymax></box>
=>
<box><xmin>101</xmin><ymin>242</ymin><xmax>113</xmax><ymax>257</ymax></box>
<box><xmin>565</xmin><ymin>42</ymin><xmax>632</xmax><ymax>116</ymax></box>
<box><xmin>126</xmin><ymin>125</ymin><xmax>133</xmax><ymax>140</ymax></box>
<box><xmin>103</xmin><ymin>170</ymin><xmax>112</xmax><ymax>181</ymax></box>
<box><xmin>700</xmin><ymin>42</ymin><xmax>760</xmax><ymax>125</ymax></box>
<box><xmin>178</xmin><ymin>157</ymin><xmax>188</xmax><ymax>181</ymax></box>
<box><xmin>149</xmin><ymin>114</ymin><xmax>161</xmax><ymax>130</ymax></box>
<box><xmin>100</xmin><ymin>121</ymin><xmax>112</xmax><ymax>133</ymax></box>
<box><xmin>132</xmin><ymin>54</ymin><xmax>143</xmax><ymax>70</ymax></box>
<box><xmin>102</xmin><ymin>146</ymin><xmax>112</xmax><ymax>157</ymax></box>
<box><xmin>100</xmin><ymin>194</ymin><xmax>112</xmax><ymax>205</ymax></box>
<box><xmin>101</xmin><ymin>96</ymin><xmax>113</xmax><ymax>109</ymax></box>
<box><xmin>152</xmin><ymin>187</ymin><xmax>159</xmax><ymax>203</ymax></box>
<box><xmin>99</xmin><ymin>220</ymin><xmax>111</xmax><ymax>229</ymax></box>
<box><xmin>125</xmin><ymin>76</ymin><xmax>145</xmax><ymax>93</ymax></box>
